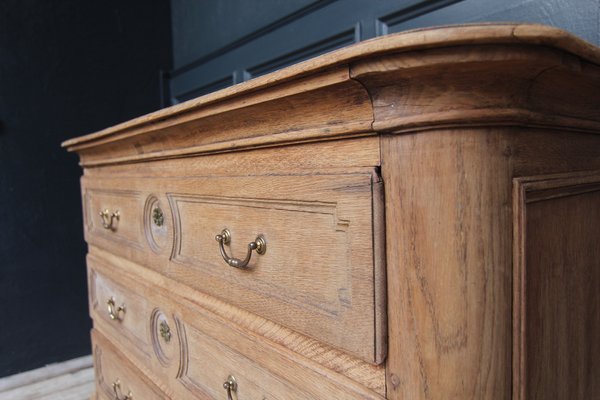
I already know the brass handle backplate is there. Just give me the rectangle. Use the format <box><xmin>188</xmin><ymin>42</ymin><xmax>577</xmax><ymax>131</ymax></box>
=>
<box><xmin>112</xmin><ymin>379</ymin><xmax>133</xmax><ymax>400</ymax></box>
<box><xmin>223</xmin><ymin>375</ymin><xmax>237</xmax><ymax>400</ymax></box>
<box><xmin>215</xmin><ymin>229</ymin><xmax>266</xmax><ymax>269</ymax></box>
<box><xmin>99</xmin><ymin>209</ymin><xmax>120</xmax><ymax>230</ymax></box>
<box><xmin>107</xmin><ymin>297</ymin><xmax>125</xmax><ymax>321</ymax></box>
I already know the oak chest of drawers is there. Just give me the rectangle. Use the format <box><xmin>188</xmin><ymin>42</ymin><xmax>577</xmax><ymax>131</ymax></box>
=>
<box><xmin>64</xmin><ymin>24</ymin><xmax>600</xmax><ymax>399</ymax></box>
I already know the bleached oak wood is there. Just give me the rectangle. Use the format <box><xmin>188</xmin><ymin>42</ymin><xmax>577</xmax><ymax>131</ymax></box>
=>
<box><xmin>351</xmin><ymin>45</ymin><xmax>600</xmax><ymax>134</ymax></box>
<box><xmin>63</xmin><ymin>24</ymin><xmax>600</xmax><ymax>167</ymax></box>
<box><xmin>62</xmin><ymin>24</ymin><xmax>600</xmax><ymax>151</ymax></box>
<box><xmin>513</xmin><ymin>171</ymin><xmax>600</xmax><ymax>400</ymax></box>
<box><xmin>83</xmin><ymin>136</ymin><xmax>381</xmax><ymax>178</ymax></box>
<box><xmin>381</xmin><ymin>130</ymin><xmax>514</xmax><ymax>399</ymax></box>
<box><xmin>381</xmin><ymin>128</ymin><xmax>600</xmax><ymax>399</ymax></box>
<box><xmin>82</xmin><ymin>170</ymin><xmax>385</xmax><ymax>364</ymax></box>
<box><xmin>92</xmin><ymin>330</ymin><xmax>167</xmax><ymax>399</ymax></box>
<box><xmin>63</xmin><ymin>24</ymin><xmax>600</xmax><ymax>399</ymax></box>
<box><xmin>70</xmin><ymin>69</ymin><xmax>374</xmax><ymax>167</ymax></box>
<box><xmin>89</xmin><ymin>257</ymin><xmax>386</xmax><ymax>399</ymax></box>
<box><xmin>88</xmin><ymin>266</ymin><xmax>154</xmax><ymax>363</ymax></box>
<box><xmin>87</xmin><ymin>246</ymin><xmax>386</xmax><ymax>395</ymax></box>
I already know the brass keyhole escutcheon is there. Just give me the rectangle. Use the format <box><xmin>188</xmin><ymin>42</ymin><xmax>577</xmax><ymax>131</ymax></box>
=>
<box><xmin>159</xmin><ymin>320</ymin><xmax>171</xmax><ymax>343</ymax></box>
<box><xmin>152</xmin><ymin>207</ymin><xmax>164</xmax><ymax>227</ymax></box>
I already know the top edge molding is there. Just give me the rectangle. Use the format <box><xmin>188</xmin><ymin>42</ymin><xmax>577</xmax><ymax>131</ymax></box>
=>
<box><xmin>62</xmin><ymin>23</ymin><xmax>600</xmax><ymax>151</ymax></box>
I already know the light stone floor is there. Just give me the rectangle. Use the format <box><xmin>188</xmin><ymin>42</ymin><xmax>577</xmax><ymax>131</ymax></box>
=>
<box><xmin>0</xmin><ymin>356</ymin><xmax>93</xmax><ymax>400</ymax></box>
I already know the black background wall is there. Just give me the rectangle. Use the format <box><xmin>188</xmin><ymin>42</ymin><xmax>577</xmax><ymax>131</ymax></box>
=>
<box><xmin>0</xmin><ymin>0</ymin><xmax>171</xmax><ymax>377</ymax></box>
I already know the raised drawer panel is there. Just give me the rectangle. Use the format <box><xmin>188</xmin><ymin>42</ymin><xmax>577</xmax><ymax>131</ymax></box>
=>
<box><xmin>88</xmin><ymin>254</ymin><xmax>386</xmax><ymax>399</ymax></box>
<box><xmin>82</xmin><ymin>171</ymin><xmax>386</xmax><ymax>364</ymax></box>
<box><xmin>84</xmin><ymin>188</ymin><xmax>144</xmax><ymax>250</ymax></box>
<box><xmin>92</xmin><ymin>329</ymin><xmax>165</xmax><ymax>400</ymax></box>
<box><xmin>179</xmin><ymin>316</ymin><xmax>325</xmax><ymax>399</ymax></box>
<box><xmin>88</xmin><ymin>263</ymin><xmax>153</xmax><ymax>364</ymax></box>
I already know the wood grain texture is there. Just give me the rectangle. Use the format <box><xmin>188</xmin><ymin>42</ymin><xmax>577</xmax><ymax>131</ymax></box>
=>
<box><xmin>62</xmin><ymin>24</ymin><xmax>600</xmax><ymax>400</ymax></box>
<box><xmin>82</xmin><ymin>170</ymin><xmax>385</xmax><ymax>364</ymax></box>
<box><xmin>63</xmin><ymin>24</ymin><xmax>600</xmax><ymax>167</ymax></box>
<box><xmin>83</xmin><ymin>136</ymin><xmax>381</xmax><ymax>178</ymax></box>
<box><xmin>88</xmin><ymin>254</ymin><xmax>386</xmax><ymax>399</ymax></box>
<box><xmin>70</xmin><ymin>68</ymin><xmax>374</xmax><ymax>167</ymax></box>
<box><xmin>382</xmin><ymin>130</ymin><xmax>513</xmax><ymax>399</ymax></box>
<box><xmin>88</xmin><ymin>269</ymin><xmax>153</xmax><ymax>363</ymax></box>
<box><xmin>351</xmin><ymin>45</ymin><xmax>600</xmax><ymax>135</ymax></box>
<box><xmin>92</xmin><ymin>330</ymin><xmax>167</xmax><ymax>400</ymax></box>
<box><xmin>87</xmin><ymin>249</ymin><xmax>386</xmax><ymax>395</ymax></box>
<box><xmin>514</xmin><ymin>171</ymin><xmax>600</xmax><ymax>399</ymax></box>
<box><xmin>382</xmin><ymin>128</ymin><xmax>600</xmax><ymax>399</ymax></box>
<box><xmin>83</xmin><ymin>188</ymin><xmax>144</xmax><ymax>250</ymax></box>
<box><xmin>62</xmin><ymin>24</ymin><xmax>600</xmax><ymax>149</ymax></box>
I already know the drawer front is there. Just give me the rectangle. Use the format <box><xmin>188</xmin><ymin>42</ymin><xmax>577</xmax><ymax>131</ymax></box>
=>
<box><xmin>82</xmin><ymin>171</ymin><xmax>386</xmax><ymax>364</ymax></box>
<box><xmin>88</xmin><ymin>261</ymin><xmax>153</xmax><ymax>362</ymax></box>
<box><xmin>88</xmin><ymin>256</ymin><xmax>386</xmax><ymax>399</ymax></box>
<box><xmin>92</xmin><ymin>329</ymin><xmax>166</xmax><ymax>400</ymax></box>
<box><xmin>83</xmin><ymin>188</ymin><xmax>145</xmax><ymax>251</ymax></box>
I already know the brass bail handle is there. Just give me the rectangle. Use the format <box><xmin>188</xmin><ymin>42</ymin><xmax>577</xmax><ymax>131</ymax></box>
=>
<box><xmin>223</xmin><ymin>375</ymin><xmax>237</xmax><ymax>400</ymax></box>
<box><xmin>107</xmin><ymin>297</ymin><xmax>126</xmax><ymax>321</ymax></box>
<box><xmin>99</xmin><ymin>209</ymin><xmax>120</xmax><ymax>230</ymax></box>
<box><xmin>215</xmin><ymin>229</ymin><xmax>266</xmax><ymax>269</ymax></box>
<box><xmin>112</xmin><ymin>379</ymin><xmax>133</xmax><ymax>400</ymax></box>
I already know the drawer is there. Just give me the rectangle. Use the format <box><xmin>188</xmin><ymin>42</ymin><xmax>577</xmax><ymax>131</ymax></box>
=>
<box><xmin>82</xmin><ymin>170</ymin><xmax>386</xmax><ymax>364</ymax></box>
<box><xmin>88</xmin><ymin>256</ymin><xmax>386</xmax><ymax>399</ymax></box>
<box><xmin>83</xmin><ymin>187</ymin><xmax>146</xmax><ymax>252</ymax></box>
<box><xmin>92</xmin><ymin>329</ymin><xmax>165</xmax><ymax>400</ymax></box>
<box><xmin>88</xmin><ymin>261</ymin><xmax>153</xmax><ymax>363</ymax></box>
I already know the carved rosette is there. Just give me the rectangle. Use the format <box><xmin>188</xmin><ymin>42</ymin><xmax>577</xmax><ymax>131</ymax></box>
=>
<box><xmin>143</xmin><ymin>195</ymin><xmax>171</xmax><ymax>253</ymax></box>
<box><xmin>150</xmin><ymin>308</ymin><xmax>177</xmax><ymax>367</ymax></box>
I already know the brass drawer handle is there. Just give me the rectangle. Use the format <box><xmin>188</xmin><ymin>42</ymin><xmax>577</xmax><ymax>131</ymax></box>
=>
<box><xmin>99</xmin><ymin>209</ymin><xmax>120</xmax><ymax>230</ymax></box>
<box><xmin>112</xmin><ymin>379</ymin><xmax>133</xmax><ymax>400</ymax></box>
<box><xmin>215</xmin><ymin>229</ymin><xmax>266</xmax><ymax>269</ymax></box>
<box><xmin>223</xmin><ymin>375</ymin><xmax>237</xmax><ymax>400</ymax></box>
<box><xmin>107</xmin><ymin>297</ymin><xmax>125</xmax><ymax>321</ymax></box>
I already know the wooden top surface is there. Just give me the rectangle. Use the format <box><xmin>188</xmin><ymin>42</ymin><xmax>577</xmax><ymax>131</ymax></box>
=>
<box><xmin>62</xmin><ymin>23</ymin><xmax>600</xmax><ymax>167</ymax></box>
<box><xmin>62</xmin><ymin>24</ymin><xmax>600</xmax><ymax>149</ymax></box>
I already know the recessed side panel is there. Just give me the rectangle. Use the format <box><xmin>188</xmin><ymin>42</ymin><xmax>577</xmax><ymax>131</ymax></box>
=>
<box><xmin>514</xmin><ymin>172</ymin><xmax>600</xmax><ymax>400</ymax></box>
